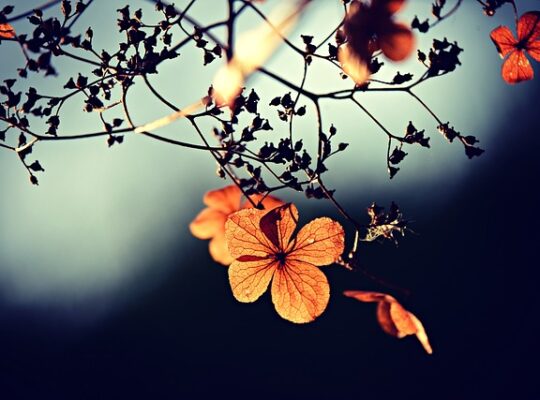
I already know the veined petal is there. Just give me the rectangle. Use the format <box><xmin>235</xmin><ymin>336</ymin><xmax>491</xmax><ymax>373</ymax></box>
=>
<box><xmin>501</xmin><ymin>50</ymin><xmax>533</xmax><ymax>84</ymax></box>
<box><xmin>526</xmin><ymin>40</ymin><xmax>540</xmax><ymax>62</ymax></box>
<box><xmin>517</xmin><ymin>11</ymin><xmax>540</xmax><ymax>43</ymax></box>
<box><xmin>490</xmin><ymin>25</ymin><xmax>518</xmax><ymax>58</ymax></box>
<box><xmin>226</xmin><ymin>208</ymin><xmax>277</xmax><ymax>259</ymax></box>
<box><xmin>288</xmin><ymin>217</ymin><xmax>345</xmax><ymax>266</ymax></box>
<box><xmin>271</xmin><ymin>259</ymin><xmax>330</xmax><ymax>323</ymax></box>
<box><xmin>259</xmin><ymin>203</ymin><xmax>299</xmax><ymax>251</ymax></box>
<box><xmin>228</xmin><ymin>258</ymin><xmax>278</xmax><ymax>302</ymax></box>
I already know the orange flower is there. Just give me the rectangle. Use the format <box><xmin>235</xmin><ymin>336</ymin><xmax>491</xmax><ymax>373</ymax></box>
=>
<box><xmin>490</xmin><ymin>11</ymin><xmax>540</xmax><ymax>84</ymax></box>
<box><xmin>344</xmin><ymin>290</ymin><xmax>433</xmax><ymax>354</ymax></box>
<box><xmin>225</xmin><ymin>203</ymin><xmax>345</xmax><ymax>323</ymax></box>
<box><xmin>190</xmin><ymin>185</ymin><xmax>283</xmax><ymax>265</ymax></box>
<box><xmin>339</xmin><ymin>0</ymin><xmax>415</xmax><ymax>84</ymax></box>
<box><xmin>0</xmin><ymin>23</ymin><xmax>16</xmax><ymax>39</ymax></box>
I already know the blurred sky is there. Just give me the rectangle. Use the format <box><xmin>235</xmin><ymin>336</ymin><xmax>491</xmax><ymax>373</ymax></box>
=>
<box><xmin>0</xmin><ymin>0</ymin><xmax>538</xmax><ymax>319</ymax></box>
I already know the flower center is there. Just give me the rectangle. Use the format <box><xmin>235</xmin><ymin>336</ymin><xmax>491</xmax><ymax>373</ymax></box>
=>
<box><xmin>516</xmin><ymin>40</ymin><xmax>527</xmax><ymax>50</ymax></box>
<box><xmin>275</xmin><ymin>251</ymin><xmax>287</xmax><ymax>266</ymax></box>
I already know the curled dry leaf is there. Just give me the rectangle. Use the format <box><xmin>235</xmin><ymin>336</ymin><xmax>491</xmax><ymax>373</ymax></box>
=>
<box><xmin>0</xmin><ymin>23</ymin><xmax>16</xmax><ymax>39</ymax></box>
<box><xmin>226</xmin><ymin>203</ymin><xmax>345</xmax><ymax>323</ymax></box>
<box><xmin>343</xmin><ymin>290</ymin><xmax>433</xmax><ymax>354</ymax></box>
<box><xmin>190</xmin><ymin>185</ymin><xmax>283</xmax><ymax>265</ymax></box>
<box><xmin>339</xmin><ymin>0</ymin><xmax>415</xmax><ymax>84</ymax></box>
<box><xmin>490</xmin><ymin>11</ymin><xmax>540</xmax><ymax>84</ymax></box>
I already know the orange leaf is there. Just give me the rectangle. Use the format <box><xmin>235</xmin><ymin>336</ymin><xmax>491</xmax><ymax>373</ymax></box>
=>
<box><xmin>0</xmin><ymin>23</ymin><xmax>15</xmax><ymax>39</ymax></box>
<box><xmin>226</xmin><ymin>203</ymin><xmax>344</xmax><ymax>323</ymax></box>
<box><xmin>344</xmin><ymin>290</ymin><xmax>433</xmax><ymax>354</ymax></box>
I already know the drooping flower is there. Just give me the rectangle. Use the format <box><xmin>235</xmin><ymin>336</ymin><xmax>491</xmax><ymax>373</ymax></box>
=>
<box><xmin>339</xmin><ymin>0</ymin><xmax>415</xmax><ymax>84</ymax></box>
<box><xmin>490</xmin><ymin>11</ymin><xmax>540</xmax><ymax>84</ymax></box>
<box><xmin>226</xmin><ymin>203</ymin><xmax>345</xmax><ymax>323</ymax></box>
<box><xmin>190</xmin><ymin>185</ymin><xmax>283</xmax><ymax>265</ymax></box>
<box><xmin>344</xmin><ymin>290</ymin><xmax>433</xmax><ymax>354</ymax></box>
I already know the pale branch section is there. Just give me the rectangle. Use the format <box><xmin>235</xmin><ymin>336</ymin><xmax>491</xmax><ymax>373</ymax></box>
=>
<box><xmin>1</xmin><ymin>0</ymin><xmax>510</xmax><ymax>304</ymax></box>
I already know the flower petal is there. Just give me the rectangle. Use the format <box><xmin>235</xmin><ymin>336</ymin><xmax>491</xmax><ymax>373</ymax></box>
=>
<box><xmin>517</xmin><ymin>11</ymin><xmax>540</xmax><ymax>43</ymax></box>
<box><xmin>385</xmin><ymin>0</ymin><xmax>406</xmax><ymax>14</ymax></box>
<box><xmin>373</xmin><ymin>0</ymin><xmax>406</xmax><ymax>14</ymax></box>
<box><xmin>203</xmin><ymin>185</ymin><xmax>242</xmax><ymax>214</ymax></box>
<box><xmin>225</xmin><ymin>208</ymin><xmax>277</xmax><ymax>259</ymax></box>
<box><xmin>388</xmin><ymin>300</ymin><xmax>417</xmax><ymax>337</ymax></box>
<box><xmin>526</xmin><ymin>40</ymin><xmax>540</xmax><ymax>62</ymax></box>
<box><xmin>490</xmin><ymin>25</ymin><xmax>518</xmax><ymax>58</ymax></box>
<box><xmin>338</xmin><ymin>43</ymin><xmax>371</xmax><ymax>85</ymax></box>
<box><xmin>343</xmin><ymin>290</ymin><xmax>391</xmax><ymax>303</ymax></box>
<box><xmin>246</xmin><ymin>193</ymin><xmax>285</xmax><ymax>211</ymax></box>
<box><xmin>189</xmin><ymin>208</ymin><xmax>227</xmax><ymax>239</ymax></box>
<box><xmin>288</xmin><ymin>217</ymin><xmax>345</xmax><ymax>266</ymax></box>
<box><xmin>228</xmin><ymin>258</ymin><xmax>278</xmax><ymax>302</ymax></box>
<box><xmin>409</xmin><ymin>312</ymin><xmax>433</xmax><ymax>355</ymax></box>
<box><xmin>259</xmin><ymin>203</ymin><xmax>299</xmax><ymax>251</ymax></box>
<box><xmin>271</xmin><ymin>259</ymin><xmax>330</xmax><ymax>323</ymax></box>
<box><xmin>376</xmin><ymin>301</ymin><xmax>399</xmax><ymax>336</ymax></box>
<box><xmin>209</xmin><ymin>234</ymin><xmax>234</xmax><ymax>265</ymax></box>
<box><xmin>0</xmin><ymin>23</ymin><xmax>15</xmax><ymax>39</ymax></box>
<box><xmin>501</xmin><ymin>49</ymin><xmax>533</xmax><ymax>84</ymax></box>
<box><xmin>344</xmin><ymin>290</ymin><xmax>433</xmax><ymax>354</ymax></box>
<box><xmin>379</xmin><ymin>22</ymin><xmax>415</xmax><ymax>62</ymax></box>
